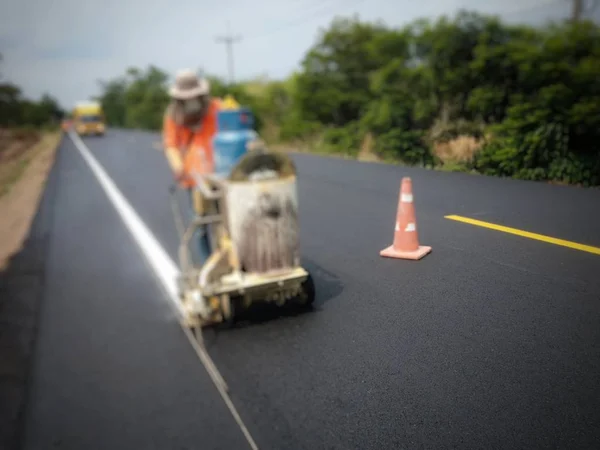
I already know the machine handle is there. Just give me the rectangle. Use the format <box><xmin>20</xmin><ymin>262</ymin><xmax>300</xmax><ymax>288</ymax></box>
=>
<box><xmin>168</xmin><ymin>184</ymin><xmax>186</xmax><ymax>239</ymax></box>
<box><xmin>191</xmin><ymin>172</ymin><xmax>222</xmax><ymax>200</ymax></box>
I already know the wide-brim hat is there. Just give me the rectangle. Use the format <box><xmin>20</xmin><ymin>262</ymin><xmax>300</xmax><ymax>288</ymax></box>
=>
<box><xmin>169</xmin><ymin>69</ymin><xmax>210</xmax><ymax>100</ymax></box>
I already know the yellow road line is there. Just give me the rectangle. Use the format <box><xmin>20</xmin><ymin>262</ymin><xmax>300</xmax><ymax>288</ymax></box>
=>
<box><xmin>444</xmin><ymin>215</ymin><xmax>600</xmax><ymax>256</ymax></box>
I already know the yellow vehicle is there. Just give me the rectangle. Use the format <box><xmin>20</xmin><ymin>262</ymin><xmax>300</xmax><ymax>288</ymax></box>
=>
<box><xmin>72</xmin><ymin>102</ymin><xmax>105</xmax><ymax>136</ymax></box>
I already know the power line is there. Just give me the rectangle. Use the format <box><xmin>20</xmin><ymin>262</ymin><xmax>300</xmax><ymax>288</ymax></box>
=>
<box><xmin>243</xmin><ymin>0</ymin><xmax>572</xmax><ymax>43</ymax></box>
<box><xmin>215</xmin><ymin>0</ymin><xmax>588</xmax><ymax>81</ymax></box>
<box><xmin>492</xmin><ymin>0</ymin><xmax>563</xmax><ymax>19</ymax></box>
<box><xmin>215</xmin><ymin>22</ymin><xmax>242</xmax><ymax>84</ymax></box>
<box><xmin>581</xmin><ymin>0</ymin><xmax>599</xmax><ymax>16</ymax></box>
<box><xmin>243</xmin><ymin>0</ymin><xmax>367</xmax><ymax>41</ymax></box>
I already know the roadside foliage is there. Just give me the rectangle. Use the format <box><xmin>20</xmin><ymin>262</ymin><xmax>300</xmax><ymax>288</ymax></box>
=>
<box><xmin>0</xmin><ymin>66</ymin><xmax>63</xmax><ymax>175</ymax></box>
<box><xmin>0</xmin><ymin>82</ymin><xmax>62</xmax><ymax>130</ymax></box>
<box><xmin>94</xmin><ymin>11</ymin><xmax>600</xmax><ymax>186</ymax></box>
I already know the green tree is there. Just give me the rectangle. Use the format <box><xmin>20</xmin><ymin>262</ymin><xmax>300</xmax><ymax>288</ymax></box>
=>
<box><xmin>124</xmin><ymin>66</ymin><xmax>170</xmax><ymax>130</ymax></box>
<box><xmin>0</xmin><ymin>82</ymin><xmax>23</xmax><ymax>126</ymax></box>
<box><xmin>293</xmin><ymin>17</ymin><xmax>393</xmax><ymax>127</ymax></box>
<box><xmin>0</xmin><ymin>54</ymin><xmax>64</xmax><ymax>127</ymax></box>
<box><xmin>97</xmin><ymin>78</ymin><xmax>128</xmax><ymax>127</ymax></box>
<box><xmin>0</xmin><ymin>83</ymin><xmax>62</xmax><ymax>127</ymax></box>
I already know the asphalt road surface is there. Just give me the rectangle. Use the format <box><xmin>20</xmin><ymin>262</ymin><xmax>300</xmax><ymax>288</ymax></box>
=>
<box><xmin>21</xmin><ymin>129</ymin><xmax>600</xmax><ymax>449</ymax></box>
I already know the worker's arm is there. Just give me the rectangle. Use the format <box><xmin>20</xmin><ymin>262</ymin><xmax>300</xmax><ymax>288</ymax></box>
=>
<box><xmin>162</xmin><ymin>113</ymin><xmax>184</xmax><ymax>175</ymax></box>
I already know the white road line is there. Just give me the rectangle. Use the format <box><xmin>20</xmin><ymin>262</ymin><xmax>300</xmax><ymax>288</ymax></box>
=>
<box><xmin>68</xmin><ymin>131</ymin><xmax>259</xmax><ymax>450</ymax></box>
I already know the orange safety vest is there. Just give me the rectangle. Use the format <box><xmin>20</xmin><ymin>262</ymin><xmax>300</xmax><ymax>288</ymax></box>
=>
<box><xmin>162</xmin><ymin>98</ymin><xmax>221</xmax><ymax>188</ymax></box>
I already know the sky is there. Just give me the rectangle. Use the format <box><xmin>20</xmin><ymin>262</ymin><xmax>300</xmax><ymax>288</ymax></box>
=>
<box><xmin>0</xmin><ymin>0</ymin><xmax>595</xmax><ymax>109</ymax></box>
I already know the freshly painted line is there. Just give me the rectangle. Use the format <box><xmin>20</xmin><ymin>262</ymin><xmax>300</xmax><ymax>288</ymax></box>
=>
<box><xmin>68</xmin><ymin>131</ymin><xmax>259</xmax><ymax>450</ymax></box>
<box><xmin>445</xmin><ymin>214</ymin><xmax>600</xmax><ymax>256</ymax></box>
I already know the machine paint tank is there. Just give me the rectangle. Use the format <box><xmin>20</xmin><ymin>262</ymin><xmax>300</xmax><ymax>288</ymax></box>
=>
<box><xmin>212</xmin><ymin>107</ymin><xmax>258</xmax><ymax>178</ymax></box>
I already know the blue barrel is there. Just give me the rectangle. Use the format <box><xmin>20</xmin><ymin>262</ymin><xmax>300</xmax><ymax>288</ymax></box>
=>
<box><xmin>212</xmin><ymin>107</ymin><xmax>258</xmax><ymax>177</ymax></box>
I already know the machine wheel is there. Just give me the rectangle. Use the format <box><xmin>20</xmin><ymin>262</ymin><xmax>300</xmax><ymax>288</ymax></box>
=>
<box><xmin>300</xmin><ymin>273</ymin><xmax>316</xmax><ymax>307</ymax></box>
<box><xmin>222</xmin><ymin>295</ymin><xmax>243</xmax><ymax>327</ymax></box>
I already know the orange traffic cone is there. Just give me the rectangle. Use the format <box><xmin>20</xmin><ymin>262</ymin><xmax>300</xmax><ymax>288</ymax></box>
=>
<box><xmin>380</xmin><ymin>177</ymin><xmax>431</xmax><ymax>260</ymax></box>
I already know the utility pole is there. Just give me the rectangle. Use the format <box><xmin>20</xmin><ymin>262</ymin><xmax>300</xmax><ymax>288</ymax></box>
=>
<box><xmin>570</xmin><ymin>0</ymin><xmax>583</xmax><ymax>21</ymax></box>
<box><xmin>215</xmin><ymin>22</ymin><xmax>242</xmax><ymax>85</ymax></box>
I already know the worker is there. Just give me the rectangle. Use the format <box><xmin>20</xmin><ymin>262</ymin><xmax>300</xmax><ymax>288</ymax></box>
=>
<box><xmin>163</xmin><ymin>69</ymin><xmax>221</xmax><ymax>266</ymax></box>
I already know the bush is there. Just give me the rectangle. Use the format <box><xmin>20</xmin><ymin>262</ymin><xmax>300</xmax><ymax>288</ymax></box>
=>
<box><xmin>474</xmin><ymin>99</ymin><xmax>600</xmax><ymax>186</ymax></box>
<box><xmin>428</xmin><ymin>118</ymin><xmax>485</xmax><ymax>143</ymax></box>
<box><xmin>374</xmin><ymin>129</ymin><xmax>434</xmax><ymax>166</ymax></box>
<box><xmin>320</xmin><ymin>123</ymin><xmax>363</xmax><ymax>156</ymax></box>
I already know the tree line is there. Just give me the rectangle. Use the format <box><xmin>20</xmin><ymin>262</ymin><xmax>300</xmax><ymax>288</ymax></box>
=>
<box><xmin>0</xmin><ymin>55</ymin><xmax>64</xmax><ymax>129</ymax></box>
<box><xmin>95</xmin><ymin>11</ymin><xmax>600</xmax><ymax>186</ymax></box>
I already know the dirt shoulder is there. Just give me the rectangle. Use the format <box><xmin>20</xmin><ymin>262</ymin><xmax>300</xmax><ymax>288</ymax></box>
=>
<box><xmin>0</xmin><ymin>129</ymin><xmax>62</xmax><ymax>450</ymax></box>
<box><xmin>0</xmin><ymin>131</ymin><xmax>62</xmax><ymax>269</ymax></box>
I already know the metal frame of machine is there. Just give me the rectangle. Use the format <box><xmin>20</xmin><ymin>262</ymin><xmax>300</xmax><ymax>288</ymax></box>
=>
<box><xmin>169</xmin><ymin>172</ymin><xmax>315</xmax><ymax>331</ymax></box>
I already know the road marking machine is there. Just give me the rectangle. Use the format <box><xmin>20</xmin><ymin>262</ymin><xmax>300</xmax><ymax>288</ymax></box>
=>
<box><xmin>169</xmin><ymin>104</ymin><xmax>315</xmax><ymax>332</ymax></box>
